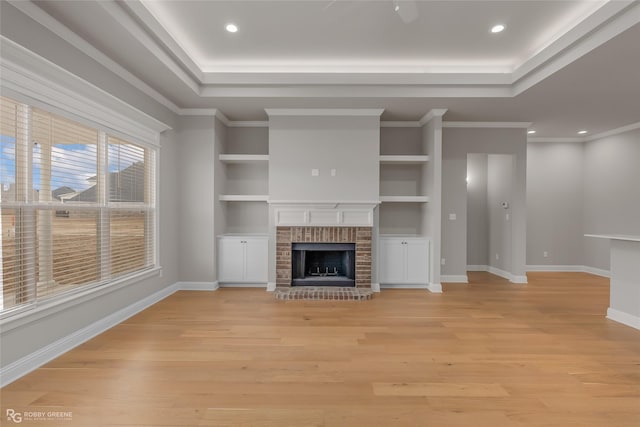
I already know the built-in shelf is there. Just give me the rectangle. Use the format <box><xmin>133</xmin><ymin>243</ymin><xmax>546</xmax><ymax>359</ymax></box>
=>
<box><xmin>219</xmin><ymin>195</ymin><xmax>269</xmax><ymax>202</ymax></box>
<box><xmin>379</xmin><ymin>155</ymin><xmax>429</xmax><ymax>164</ymax></box>
<box><xmin>219</xmin><ymin>154</ymin><xmax>269</xmax><ymax>163</ymax></box>
<box><xmin>379</xmin><ymin>196</ymin><xmax>429</xmax><ymax>203</ymax></box>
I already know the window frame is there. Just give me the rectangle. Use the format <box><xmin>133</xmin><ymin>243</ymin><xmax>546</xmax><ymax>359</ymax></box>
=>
<box><xmin>0</xmin><ymin>38</ymin><xmax>168</xmax><ymax>323</ymax></box>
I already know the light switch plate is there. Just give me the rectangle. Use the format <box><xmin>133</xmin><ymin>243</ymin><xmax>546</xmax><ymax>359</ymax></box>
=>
<box><xmin>311</xmin><ymin>168</ymin><xmax>319</xmax><ymax>176</ymax></box>
<box><xmin>449</xmin><ymin>213</ymin><xmax>456</xmax><ymax>220</ymax></box>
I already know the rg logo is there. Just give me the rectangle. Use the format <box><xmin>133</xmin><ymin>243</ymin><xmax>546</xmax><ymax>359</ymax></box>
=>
<box><xmin>6</xmin><ymin>409</ymin><xmax>22</xmax><ymax>423</ymax></box>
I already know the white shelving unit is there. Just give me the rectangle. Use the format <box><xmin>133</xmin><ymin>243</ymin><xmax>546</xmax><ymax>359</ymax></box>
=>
<box><xmin>378</xmin><ymin>127</ymin><xmax>429</xmax><ymax>235</ymax></box>
<box><xmin>379</xmin><ymin>155</ymin><xmax>429</xmax><ymax>164</ymax></box>
<box><xmin>219</xmin><ymin>154</ymin><xmax>269</xmax><ymax>164</ymax></box>
<box><xmin>219</xmin><ymin>195</ymin><xmax>269</xmax><ymax>202</ymax></box>
<box><xmin>379</xmin><ymin>196</ymin><xmax>429</xmax><ymax>203</ymax></box>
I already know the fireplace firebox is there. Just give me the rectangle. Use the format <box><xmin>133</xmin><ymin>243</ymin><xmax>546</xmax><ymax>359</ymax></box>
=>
<box><xmin>291</xmin><ymin>243</ymin><xmax>355</xmax><ymax>286</ymax></box>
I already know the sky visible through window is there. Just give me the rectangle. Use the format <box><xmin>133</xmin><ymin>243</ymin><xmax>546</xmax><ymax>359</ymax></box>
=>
<box><xmin>1</xmin><ymin>135</ymin><xmax>142</xmax><ymax>195</ymax></box>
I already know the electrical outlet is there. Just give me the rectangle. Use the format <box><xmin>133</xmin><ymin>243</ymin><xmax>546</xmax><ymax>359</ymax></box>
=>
<box><xmin>441</xmin><ymin>258</ymin><xmax>446</xmax><ymax>265</ymax></box>
<box><xmin>449</xmin><ymin>213</ymin><xmax>456</xmax><ymax>220</ymax></box>
<box><xmin>543</xmin><ymin>251</ymin><xmax>548</xmax><ymax>258</ymax></box>
<box><xmin>311</xmin><ymin>168</ymin><xmax>319</xmax><ymax>176</ymax></box>
<box><xmin>331</xmin><ymin>168</ymin><xmax>336</xmax><ymax>176</ymax></box>
<box><xmin>495</xmin><ymin>253</ymin><xmax>500</xmax><ymax>260</ymax></box>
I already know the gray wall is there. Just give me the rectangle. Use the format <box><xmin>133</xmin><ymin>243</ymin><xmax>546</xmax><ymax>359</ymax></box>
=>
<box><xmin>268</xmin><ymin>115</ymin><xmax>380</xmax><ymax>202</ymax></box>
<box><xmin>526</xmin><ymin>141</ymin><xmax>584</xmax><ymax>266</ymax></box>
<box><xmin>583</xmin><ymin>128</ymin><xmax>640</xmax><ymax>270</ymax></box>
<box><xmin>442</xmin><ymin>128</ymin><xmax>528</xmax><ymax>280</ymax></box>
<box><xmin>176</xmin><ymin>116</ymin><xmax>217</xmax><ymax>283</ymax></box>
<box><xmin>488</xmin><ymin>154</ymin><xmax>514</xmax><ymax>272</ymax></box>
<box><xmin>467</xmin><ymin>154</ymin><xmax>489</xmax><ymax>266</ymax></box>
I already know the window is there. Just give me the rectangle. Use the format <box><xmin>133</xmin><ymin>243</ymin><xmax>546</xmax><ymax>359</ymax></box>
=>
<box><xmin>0</xmin><ymin>96</ymin><xmax>157</xmax><ymax>314</ymax></box>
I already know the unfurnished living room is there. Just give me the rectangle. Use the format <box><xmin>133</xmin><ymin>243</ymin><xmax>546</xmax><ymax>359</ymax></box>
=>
<box><xmin>0</xmin><ymin>1</ymin><xmax>639</xmax><ymax>426</ymax></box>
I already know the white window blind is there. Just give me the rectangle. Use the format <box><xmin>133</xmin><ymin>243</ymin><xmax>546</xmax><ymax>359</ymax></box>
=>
<box><xmin>0</xmin><ymin>96</ymin><xmax>157</xmax><ymax>314</ymax></box>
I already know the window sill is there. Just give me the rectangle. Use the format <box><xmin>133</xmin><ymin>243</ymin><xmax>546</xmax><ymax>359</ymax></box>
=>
<box><xmin>0</xmin><ymin>267</ymin><xmax>163</xmax><ymax>333</ymax></box>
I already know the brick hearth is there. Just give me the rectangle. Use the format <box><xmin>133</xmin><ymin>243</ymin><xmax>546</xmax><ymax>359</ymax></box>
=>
<box><xmin>276</xmin><ymin>226</ymin><xmax>372</xmax><ymax>288</ymax></box>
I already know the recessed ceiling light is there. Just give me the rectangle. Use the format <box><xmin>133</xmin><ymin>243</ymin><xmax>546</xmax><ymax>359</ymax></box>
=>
<box><xmin>527</xmin><ymin>130</ymin><xmax>536</xmax><ymax>135</ymax></box>
<box><xmin>394</xmin><ymin>5</ymin><xmax>400</xmax><ymax>12</ymax></box>
<box><xmin>490</xmin><ymin>24</ymin><xmax>505</xmax><ymax>34</ymax></box>
<box><xmin>225</xmin><ymin>23</ymin><xmax>238</xmax><ymax>33</ymax></box>
<box><xmin>577</xmin><ymin>130</ymin><xmax>588</xmax><ymax>135</ymax></box>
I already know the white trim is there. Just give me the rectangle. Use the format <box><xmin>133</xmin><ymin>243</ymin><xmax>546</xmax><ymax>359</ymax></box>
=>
<box><xmin>178</xmin><ymin>108</ymin><xmax>218</xmax><ymax>116</ymax></box>
<box><xmin>380</xmin><ymin>121</ymin><xmax>421</xmax><ymax>128</ymax></box>
<box><xmin>381</xmin><ymin>283</ymin><xmax>429</xmax><ymax>289</ymax></box>
<box><xmin>228</xmin><ymin>121</ymin><xmax>268</xmax><ymax>128</ymax></box>
<box><xmin>606</xmin><ymin>308</ymin><xmax>640</xmax><ymax>330</ymax></box>
<box><xmin>267</xmin><ymin>282</ymin><xmax>276</xmax><ymax>292</ymax></box>
<box><xmin>441</xmin><ymin>275</ymin><xmax>469</xmax><ymax>283</ymax></box>
<box><xmin>487</xmin><ymin>266</ymin><xmax>512</xmax><ymax>280</ymax></box>
<box><xmin>419</xmin><ymin>109</ymin><xmax>448</xmax><ymax>126</ymax></box>
<box><xmin>511</xmin><ymin>275</ymin><xmax>528</xmax><ymax>284</ymax></box>
<box><xmin>371</xmin><ymin>283</ymin><xmax>381</xmax><ymax>293</ymax></box>
<box><xmin>6</xmin><ymin>0</ymin><xmax>182</xmax><ymax>115</ymax></box>
<box><xmin>177</xmin><ymin>281</ymin><xmax>219</xmax><ymax>291</ymax></box>
<box><xmin>466</xmin><ymin>265</ymin><xmax>488</xmax><ymax>272</ymax></box>
<box><xmin>526</xmin><ymin>265</ymin><xmax>586</xmax><ymax>272</ymax></box>
<box><xmin>0</xmin><ymin>36</ymin><xmax>170</xmax><ymax>145</ymax></box>
<box><xmin>219</xmin><ymin>195</ymin><xmax>269</xmax><ymax>202</ymax></box>
<box><xmin>0</xmin><ymin>282</ymin><xmax>179</xmax><ymax>387</ymax></box>
<box><xmin>218</xmin><ymin>283</ymin><xmax>268</xmax><ymax>288</ymax></box>
<box><xmin>582</xmin><ymin>265</ymin><xmax>611</xmax><ymax>278</ymax></box>
<box><xmin>379</xmin><ymin>196</ymin><xmax>429</xmax><ymax>203</ymax></box>
<box><xmin>443</xmin><ymin>121</ymin><xmax>532</xmax><ymax>128</ymax></box>
<box><xmin>527</xmin><ymin>137</ymin><xmax>585</xmax><ymax>143</ymax></box>
<box><xmin>269</xmin><ymin>200</ymin><xmax>380</xmax><ymax>206</ymax></box>
<box><xmin>427</xmin><ymin>283</ymin><xmax>443</xmax><ymax>293</ymax></box>
<box><xmin>265</xmin><ymin>108</ymin><xmax>384</xmax><ymax>117</ymax></box>
<box><xmin>93</xmin><ymin>0</ymin><xmax>200</xmax><ymax>94</ymax></box>
<box><xmin>586</xmin><ymin>121</ymin><xmax>640</xmax><ymax>141</ymax></box>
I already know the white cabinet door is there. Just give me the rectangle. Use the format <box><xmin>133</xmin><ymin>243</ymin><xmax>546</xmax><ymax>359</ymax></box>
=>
<box><xmin>244</xmin><ymin>238</ymin><xmax>268</xmax><ymax>282</ymax></box>
<box><xmin>379</xmin><ymin>238</ymin><xmax>406</xmax><ymax>284</ymax></box>
<box><xmin>218</xmin><ymin>238</ymin><xmax>245</xmax><ymax>282</ymax></box>
<box><xmin>405</xmin><ymin>239</ymin><xmax>429</xmax><ymax>284</ymax></box>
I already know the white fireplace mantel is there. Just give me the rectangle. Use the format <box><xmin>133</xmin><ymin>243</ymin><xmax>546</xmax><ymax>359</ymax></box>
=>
<box><xmin>269</xmin><ymin>201</ymin><xmax>379</xmax><ymax>227</ymax></box>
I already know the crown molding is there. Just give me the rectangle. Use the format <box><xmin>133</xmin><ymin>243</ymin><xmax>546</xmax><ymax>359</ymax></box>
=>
<box><xmin>380</xmin><ymin>121</ymin><xmax>422</xmax><ymax>128</ymax></box>
<box><xmin>419</xmin><ymin>109</ymin><xmax>448</xmax><ymax>126</ymax></box>
<box><xmin>5</xmin><ymin>0</ymin><xmax>182</xmax><ymax>115</ymax></box>
<box><xmin>228</xmin><ymin>121</ymin><xmax>268</xmax><ymax>128</ymax></box>
<box><xmin>586</xmin><ymin>121</ymin><xmax>640</xmax><ymax>141</ymax></box>
<box><xmin>443</xmin><ymin>121</ymin><xmax>531</xmax><ymax>128</ymax></box>
<box><xmin>265</xmin><ymin>108</ymin><xmax>384</xmax><ymax>117</ymax></box>
<box><xmin>512</xmin><ymin>0</ymin><xmax>640</xmax><ymax>95</ymax></box>
<box><xmin>527</xmin><ymin>137</ymin><xmax>585</xmax><ymax>143</ymax></box>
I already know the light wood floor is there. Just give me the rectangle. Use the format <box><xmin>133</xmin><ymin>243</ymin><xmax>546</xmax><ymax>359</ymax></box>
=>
<box><xmin>2</xmin><ymin>272</ymin><xmax>639</xmax><ymax>426</ymax></box>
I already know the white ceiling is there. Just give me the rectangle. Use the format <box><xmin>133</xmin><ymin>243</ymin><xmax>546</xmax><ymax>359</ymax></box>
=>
<box><xmin>11</xmin><ymin>0</ymin><xmax>640</xmax><ymax>137</ymax></box>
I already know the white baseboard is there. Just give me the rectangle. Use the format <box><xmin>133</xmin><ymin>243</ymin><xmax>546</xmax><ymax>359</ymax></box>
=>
<box><xmin>487</xmin><ymin>266</ymin><xmax>513</xmax><ymax>281</ymax></box>
<box><xmin>0</xmin><ymin>283</ymin><xmax>180</xmax><ymax>387</ymax></box>
<box><xmin>607</xmin><ymin>308</ymin><xmax>640</xmax><ymax>330</ymax></box>
<box><xmin>381</xmin><ymin>283</ymin><xmax>429</xmax><ymax>290</ymax></box>
<box><xmin>526</xmin><ymin>265</ymin><xmax>585</xmax><ymax>272</ymax></box>
<box><xmin>371</xmin><ymin>283</ymin><xmax>381</xmax><ymax>292</ymax></box>
<box><xmin>267</xmin><ymin>282</ymin><xmax>276</xmax><ymax>292</ymax></box>
<box><xmin>177</xmin><ymin>281</ymin><xmax>219</xmax><ymax>291</ymax></box>
<box><xmin>582</xmin><ymin>266</ymin><xmax>610</xmax><ymax>278</ymax></box>
<box><xmin>428</xmin><ymin>282</ymin><xmax>443</xmax><ymax>293</ymax></box>
<box><xmin>441</xmin><ymin>275</ymin><xmax>468</xmax><ymax>283</ymax></box>
<box><xmin>218</xmin><ymin>283</ymin><xmax>267</xmax><ymax>288</ymax></box>
<box><xmin>467</xmin><ymin>265</ymin><xmax>528</xmax><ymax>284</ymax></box>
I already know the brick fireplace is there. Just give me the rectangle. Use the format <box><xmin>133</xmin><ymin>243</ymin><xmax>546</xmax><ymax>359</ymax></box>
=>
<box><xmin>276</xmin><ymin>226</ymin><xmax>372</xmax><ymax>288</ymax></box>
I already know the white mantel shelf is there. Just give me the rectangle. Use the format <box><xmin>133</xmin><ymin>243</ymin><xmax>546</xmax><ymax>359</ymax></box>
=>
<box><xmin>271</xmin><ymin>201</ymin><xmax>378</xmax><ymax>227</ymax></box>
